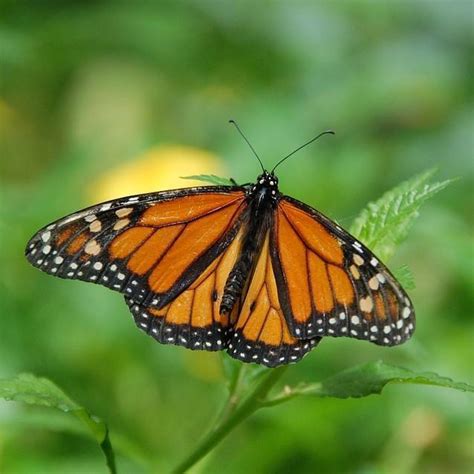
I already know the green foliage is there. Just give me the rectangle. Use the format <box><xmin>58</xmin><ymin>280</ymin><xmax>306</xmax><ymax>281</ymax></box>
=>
<box><xmin>314</xmin><ymin>360</ymin><xmax>474</xmax><ymax>398</ymax></box>
<box><xmin>175</xmin><ymin>357</ymin><xmax>473</xmax><ymax>470</ymax></box>
<box><xmin>267</xmin><ymin>361</ymin><xmax>474</xmax><ymax>404</ymax></box>
<box><xmin>181</xmin><ymin>174</ymin><xmax>235</xmax><ymax>186</ymax></box>
<box><xmin>350</xmin><ymin>169</ymin><xmax>454</xmax><ymax>261</ymax></box>
<box><xmin>393</xmin><ymin>264</ymin><xmax>416</xmax><ymax>290</ymax></box>
<box><xmin>1</xmin><ymin>2</ymin><xmax>472</xmax><ymax>473</ymax></box>
<box><xmin>2</xmin><ymin>166</ymin><xmax>465</xmax><ymax>473</ymax></box>
<box><xmin>0</xmin><ymin>374</ymin><xmax>116</xmax><ymax>474</ymax></box>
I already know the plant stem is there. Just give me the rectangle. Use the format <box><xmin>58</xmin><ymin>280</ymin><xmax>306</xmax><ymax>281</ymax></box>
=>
<box><xmin>172</xmin><ymin>366</ymin><xmax>288</xmax><ymax>473</ymax></box>
<box><xmin>217</xmin><ymin>364</ymin><xmax>249</xmax><ymax>423</ymax></box>
<box><xmin>263</xmin><ymin>382</ymin><xmax>322</xmax><ymax>407</ymax></box>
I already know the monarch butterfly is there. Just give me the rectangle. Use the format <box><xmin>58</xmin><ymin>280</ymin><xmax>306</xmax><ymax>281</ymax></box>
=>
<box><xmin>25</xmin><ymin>122</ymin><xmax>415</xmax><ymax>367</ymax></box>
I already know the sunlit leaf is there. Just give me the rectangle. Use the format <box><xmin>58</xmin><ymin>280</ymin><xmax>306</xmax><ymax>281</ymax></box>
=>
<box><xmin>350</xmin><ymin>169</ymin><xmax>454</xmax><ymax>261</ymax></box>
<box><xmin>0</xmin><ymin>373</ymin><xmax>116</xmax><ymax>474</ymax></box>
<box><xmin>181</xmin><ymin>174</ymin><xmax>235</xmax><ymax>186</ymax></box>
<box><xmin>393</xmin><ymin>265</ymin><xmax>415</xmax><ymax>290</ymax></box>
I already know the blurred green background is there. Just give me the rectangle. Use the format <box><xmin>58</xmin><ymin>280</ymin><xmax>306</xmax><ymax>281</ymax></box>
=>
<box><xmin>1</xmin><ymin>1</ymin><xmax>473</xmax><ymax>473</ymax></box>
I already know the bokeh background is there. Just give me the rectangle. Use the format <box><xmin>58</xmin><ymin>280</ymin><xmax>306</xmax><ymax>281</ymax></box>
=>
<box><xmin>1</xmin><ymin>1</ymin><xmax>473</xmax><ymax>473</ymax></box>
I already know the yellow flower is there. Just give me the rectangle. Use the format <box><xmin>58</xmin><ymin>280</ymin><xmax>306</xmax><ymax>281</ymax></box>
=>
<box><xmin>90</xmin><ymin>145</ymin><xmax>227</xmax><ymax>203</ymax></box>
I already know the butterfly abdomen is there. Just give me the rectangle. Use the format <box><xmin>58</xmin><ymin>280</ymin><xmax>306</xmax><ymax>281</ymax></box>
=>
<box><xmin>220</xmin><ymin>254</ymin><xmax>253</xmax><ymax>314</ymax></box>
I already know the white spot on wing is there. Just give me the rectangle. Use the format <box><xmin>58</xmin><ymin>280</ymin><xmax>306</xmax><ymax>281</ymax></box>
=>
<box><xmin>89</xmin><ymin>220</ymin><xmax>102</xmax><ymax>232</ymax></box>
<box><xmin>114</xmin><ymin>218</ymin><xmax>130</xmax><ymax>230</ymax></box>
<box><xmin>85</xmin><ymin>240</ymin><xmax>101</xmax><ymax>255</ymax></box>
<box><xmin>84</xmin><ymin>214</ymin><xmax>97</xmax><ymax>222</ymax></box>
<box><xmin>115</xmin><ymin>207</ymin><xmax>133</xmax><ymax>218</ymax></box>
<box><xmin>368</xmin><ymin>276</ymin><xmax>379</xmax><ymax>290</ymax></box>
<box><xmin>351</xmin><ymin>315</ymin><xmax>360</xmax><ymax>325</ymax></box>
<box><xmin>41</xmin><ymin>231</ymin><xmax>51</xmax><ymax>242</ymax></box>
<box><xmin>359</xmin><ymin>296</ymin><xmax>374</xmax><ymax>313</ymax></box>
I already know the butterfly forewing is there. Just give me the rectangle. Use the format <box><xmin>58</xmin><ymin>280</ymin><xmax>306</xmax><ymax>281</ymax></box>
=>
<box><xmin>272</xmin><ymin>197</ymin><xmax>415</xmax><ymax>346</ymax></box>
<box><xmin>25</xmin><ymin>187</ymin><xmax>247</xmax><ymax>308</ymax></box>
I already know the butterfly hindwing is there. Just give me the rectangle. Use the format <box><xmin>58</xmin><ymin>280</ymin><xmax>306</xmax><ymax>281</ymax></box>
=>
<box><xmin>227</xmin><ymin>232</ymin><xmax>319</xmax><ymax>367</ymax></box>
<box><xmin>272</xmin><ymin>197</ymin><xmax>415</xmax><ymax>346</ymax></box>
<box><xmin>125</xmin><ymin>226</ymin><xmax>246</xmax><ymax>351</ymax></box>
<box><xmin>25</xmin><ymin>187</ymin><xmax>247</xmax><ymax>308</ymax></box>
<box><xmin>126</xmin><ymin>229</ymin><xmax>318</xmax><ymax>367</ymax></box>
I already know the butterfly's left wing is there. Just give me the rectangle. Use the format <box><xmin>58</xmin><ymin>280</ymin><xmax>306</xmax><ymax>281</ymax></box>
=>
<box><xmin>272</xmin><ymin>196</ymin><xmax>415</xmax><ymax>346</ymax></box>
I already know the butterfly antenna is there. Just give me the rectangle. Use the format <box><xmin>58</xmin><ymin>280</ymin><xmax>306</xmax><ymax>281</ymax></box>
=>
<box><xmin>229</xmin><ymin>119</ymin><xmax>265</xmax><ymax>172</ymax></box>
<box><xmin>271</xmin><ymin>130</ymin><xmax>335</xmax><ymax>173</ymax></box>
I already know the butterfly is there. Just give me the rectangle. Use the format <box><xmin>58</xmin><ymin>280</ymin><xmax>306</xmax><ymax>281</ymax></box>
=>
<box><xmin>25</xmin><ymin>122</ymin><xmax>415</xmax><ymax>367</ymax></box>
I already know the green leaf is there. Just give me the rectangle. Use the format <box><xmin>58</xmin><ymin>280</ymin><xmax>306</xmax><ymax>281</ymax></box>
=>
<box><xmin>272</xmin><ymin>361</ymin><xmax>474</xmax><ymax>401</ymax></box>
<box><xmin>350</xmin><ymin>169</ymin><xmax>454</xmax><ymax>261</ymax></box>
<box><xmin>393</xmin><ymin>264</ymin><xmax>415</xmax><ymax>290</ymax></box>
<box><xmin>181</xmin><ymin>174</ymin><xmax>235</xmax><ymax>186</ymax></box>
<box><xmin>0</xmin><ymin>373</ymin><xmax>116</xmax><ymax>474</ymax></box>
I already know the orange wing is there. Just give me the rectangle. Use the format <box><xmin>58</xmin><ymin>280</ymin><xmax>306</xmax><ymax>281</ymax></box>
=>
<box><xmin>127</xmin><ymin>230</ymin><xmax>319</xmax><ymax>367</ymax></box>
<box><xmin>227</xmin><ymin>232</ymin><xmax>319</xmax><ymax>366</ymax></box>
<box><xmin>125</xmin><ymin>226</ymin><xmax>246</xmax><ymax>351</ymax></box>
<box><xmin>25</xmin><ymin>187</ymin><xmax>247</xmax><ymax>308</ymax></box>
<box><xmin>272</xmin><ymin>197</ymin><xmax>415</xmax><ymax>346</ymax></box>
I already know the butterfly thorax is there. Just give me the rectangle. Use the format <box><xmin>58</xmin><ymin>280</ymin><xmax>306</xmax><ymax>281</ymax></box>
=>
<box><xmin>220</xmin><ymin>172</ymin><xmax>279</xmax><ymax>315</ymax></box>
<box><xmin>247</xmin><ymin>170</ymin><xmax>280</xmax><ymax>206</ymax></box>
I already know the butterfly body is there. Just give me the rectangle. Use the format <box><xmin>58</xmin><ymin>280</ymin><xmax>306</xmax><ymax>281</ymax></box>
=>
<box><xmin>26</xmin><ymin>169</ymin><xmax>415</xmax><ymax>367</ymax></box>
<box><xmin>221</xmin><ymin>171</ymin><xmax>278</xmax><ymax>314</ymax></box>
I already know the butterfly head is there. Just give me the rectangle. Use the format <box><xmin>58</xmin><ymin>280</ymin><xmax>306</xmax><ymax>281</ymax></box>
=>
<box><xmin>256</xmin><ymin>171</ymin><xmax>279</xmax><ymax>188</ymax></box>
<box><xmin>250</xmin><ymin>170</ymin><xmax>280</xmax><ymax>202</ymax></box>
